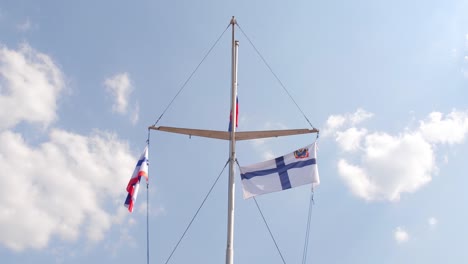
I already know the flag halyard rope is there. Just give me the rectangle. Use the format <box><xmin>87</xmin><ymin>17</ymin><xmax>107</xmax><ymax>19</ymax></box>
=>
<box><xmin>146</xmin><ymin>128</ymin><xmax>150</xmax><ymax>264</ymax></box>
<box><xmin>301</xmin><ymin>191</ymin><xmax>315</xmax><ymax>264</ymax></box>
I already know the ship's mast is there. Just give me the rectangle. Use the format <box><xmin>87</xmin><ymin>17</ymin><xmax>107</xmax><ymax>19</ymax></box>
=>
<box><xmin>148</xmin><ymin>16</ymin><xmax>319</xmax><ymax>263</ymax></box>
<box><xmin>226</xmin><ymin>16</ymin><xmax>238</xmax><ymax>264</ymax></box>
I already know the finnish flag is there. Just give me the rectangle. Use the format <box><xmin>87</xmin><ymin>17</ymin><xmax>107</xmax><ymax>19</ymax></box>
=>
<box><xmin>240</xmin><ymin>143</ymin><xmax>319</xmax><ymax>199</ymax></box>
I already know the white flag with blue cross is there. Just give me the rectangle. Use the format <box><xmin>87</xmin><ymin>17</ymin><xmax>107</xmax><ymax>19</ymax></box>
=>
<box><xmin>240</xmin><ymin>143</ymin><xmax>319</xmax><ymax>199</ymax></box>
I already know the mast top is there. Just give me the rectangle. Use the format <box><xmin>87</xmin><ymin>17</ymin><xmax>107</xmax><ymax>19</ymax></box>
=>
<box><xmin>230</xmin><ymin>16</ymin><xmax>237</xmax><ymax>25</ymax></box>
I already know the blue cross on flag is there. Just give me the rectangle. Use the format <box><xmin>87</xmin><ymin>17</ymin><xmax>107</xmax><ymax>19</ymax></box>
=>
<box><xmin>240</xmin><ymin>143</ymin><xmax>319</xmax><ymax>199</ymax></box>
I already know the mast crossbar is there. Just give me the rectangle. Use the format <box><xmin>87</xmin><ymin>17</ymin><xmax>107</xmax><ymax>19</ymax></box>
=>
<box><xmin>148</xmin><ymin>126</ymin><xmax>319</xmax><ymax>141</ymax></box>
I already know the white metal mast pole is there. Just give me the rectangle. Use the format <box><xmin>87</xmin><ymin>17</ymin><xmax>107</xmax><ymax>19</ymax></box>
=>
<box><xmin>226</xmin><ymin>16</ymin><xmax>238</xmax><ymax>264</ymax></box>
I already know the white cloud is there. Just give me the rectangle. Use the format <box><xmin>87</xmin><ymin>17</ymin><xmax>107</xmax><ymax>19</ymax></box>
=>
<box><xmin>104</xmin><ymin>73</ymin><xmax>133</xmax><ymax>114</ymax></box>
<box><xmin>0</xmin><ymin>44</ymin><xmax>64</xmax><ymax>130</ymax></box>
<box><xmin>337</xmin><ymin>159</ymin><xmax>377</xmax><ymax>200</ymax></box>
<box><xmin>336</xmin><ymin>127</ymin><xmax>367</xmax><ymax>152</ymax></box>
<box><xmin>338</xmin><ymin>132</ymin><xmax>434</xmax><ymax>201</ymax></box>
<box><xmin>262</xmin><ymin>150</ymin><xmax>275</xmax><ymax>160</ymax></box>
<box><xmin>323</xmin><ymin>108</ymin><xmax>373</xmax><ymax>137</ymax></box>
<box><xmin>350</xmin><ymin>108</ymin><xmax>374</xmax><ymax>125</ymax></box>
<box><xmin>428</xmin><ymin>217</ymin><xmax>438</xmax><ymax>228</ymax></box>
<box><xmin>394</xmin><ymin>227</ymin><xmax>409</xmax><ymax>243</ymax></box>
<box><xmin>0</xmin><ymin>129</ymin><xmax>135</xmax><ymax>251</ymax></box>
<box><xmin>130</xmin><ymin>103</ymin><xmax>139</xmax><ymax>125</ymax></box>
<box><xmin>329</xmin><ymin>109</ymin><xmax>468</xmax><ymax>201</ymax></box>
<box><xmin>419</xmin><ymin>111</ymin><xmax>468</xmax><ymax>144</ymax></box>
<box><xmin>104</xmin><ymin>73</ymin><xmax>140</xmax><ymax>123</ymax></box>
<box><xmin>0</xmin><ymin>43</ymin><xmax>138</xmax><ymax>251</ymax></box>
<box><xmin>323</xmin><ymin>115</ymin><xmax>346</xmax><ymax>135</ymax></box>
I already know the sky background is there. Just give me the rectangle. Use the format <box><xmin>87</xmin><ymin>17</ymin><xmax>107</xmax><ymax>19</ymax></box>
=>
<box><xmin>1</xmin><ymin>0</ymin><xmax>468</xmax><ymax>263</ymax></box>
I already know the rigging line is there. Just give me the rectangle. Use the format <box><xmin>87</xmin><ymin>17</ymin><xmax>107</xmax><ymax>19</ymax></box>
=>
<box><xmin>253</xmin><ymin>197</ymin><xmax>287</xmax><ymax>264</ymax></box>
<box><xmin>236</xmin><ymin>24</ymin><xmax>316</xmax><ymax>129</ymax></box>
<box><xmin>152</xmin><ymin>23</ymin><xmax>231</xmax><ymax>126</ymax></box>
<box><xmin>164</xmin><ymin>159</ymin><xmax>230</xmax><ymax>264</ymax></box>
<box><xmin>301</xmin><ymin>191</ymin><xmax>315</xmax><ymax>264</ymax></box>
<box><xmin>146</xmin><ymin>180</ymin><xmax>150</xmax><ymax>264</ymax></box>
<box><xmin>146</xmin><ymin>129</ymin><xmax>150</xmax><ymax>264</ymax></box>
<box><xmin>235</xmin><ymin>159</ymin><xmax>287</xmax><ymax>264</ymax></box>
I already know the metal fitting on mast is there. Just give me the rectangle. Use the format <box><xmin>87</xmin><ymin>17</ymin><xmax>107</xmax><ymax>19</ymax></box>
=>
<box><xmin>230</xmin><ymin>16</ymin><xmax>237</xmax><ymax>25</ymax></box>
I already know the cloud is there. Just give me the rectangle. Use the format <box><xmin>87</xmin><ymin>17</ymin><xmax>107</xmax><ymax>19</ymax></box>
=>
<box><xmin>394</xmin><ymin>227</ymin><xmax>409</xmax><ymax>243</ymax></box>
<box><xmin>337</xmin><ymin>159</ymin><xmax>377</xmax><ymax>201</ymax></box>
<box><xmin>330</xmin><ymin>109</ymin><xmax>468</xmax><ymax>201</ymax></box>
<box><xmin>339</xmin><ymin>132</ymin><xmax>434</xmax><ymax>201</ymax></box>
<box><xmin>104</xmin><ymin>73</ymin><xmax>133</xmax><ymax>114</ymax></box>
<box><xmin>428</xmin><ymin>217</ymin><xmax>438</xmax><ymax>228</ymax></box>
<box><xmin>323</xmin><ymin>108</ymin><xmax>373</xmax><ymax>137</ymax></box>
<box><xmin>130</xmin><ymin>103</ymin><xmax>139</xmax><ymax>125</ymax></box>
<box><xmin>0</xmin><ymin>129</ymin><xmax>135</xmax><ymax>251</ymax></box>
<box><xmin>0</xmin><ymin>44</ymin><xmax>65</xmax><ymax>129</ymax></box>
<box><xmin>104</xmin><ymin>73</ymin><xmax>140</xmax><ymax>124</ymax></box>
<box><xmin>0</xmin><ymin>43</ymin><xmax>138</xmax><ymax>251</ymax></box>
<box><xmin>324</xmin><ymin>115</ymin><xmax>346</xmax><ymax>132</ymax></box>
<box><xmin>419</xmin><ymin>111</ymin><xmax>468</xmax><ymax>144</ymax></box>
<box><xmin>336</xmin><ymin>127</ymin><xmax>367</xmax><ymax>152</ymax></box>
<box><xmin>262</xmin><ymin>150</ymin><xmax>275</xmax><ymax>160</ymax></box>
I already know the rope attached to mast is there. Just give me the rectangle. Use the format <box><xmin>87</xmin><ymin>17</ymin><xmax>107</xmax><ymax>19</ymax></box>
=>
<box><xmin>163</xmin><ymin>159</ymin><xmax>230</xmax><ymax>264</ymax></box>
<box><xmin>302</xmin><ymin>136</ymin><xmax>319</xmax><ymax>264</ymax></box>
<box><xmin>301</xmin><ymin>191</ymin><xmax>315</xmax><ymax>264</ymax></box>
<box><xmin>236</xmin><ymin>24</ymin><xmax>316</xmax><ymax>130</ymax></box>
<box><xmin>253</xmin><ymin>197</ymin><xmax>287</xmax><ymax>264</ymax></box>
<box><xmin>236</xmin><ymin>160</ymin><xmax>287</xmax><ymax>264</ymax></box>
<box><xmin>152</xmin><ymin>24</ymin><xmax>231</xmax><ymax>126</ymax></box>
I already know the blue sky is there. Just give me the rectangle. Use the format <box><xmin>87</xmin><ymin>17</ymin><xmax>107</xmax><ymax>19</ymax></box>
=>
<box><xmin>1</xmin><ymin>0</ymin><xmax>468</xmax><ymax>263</ymax></box>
